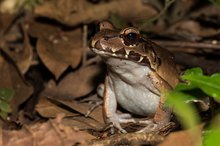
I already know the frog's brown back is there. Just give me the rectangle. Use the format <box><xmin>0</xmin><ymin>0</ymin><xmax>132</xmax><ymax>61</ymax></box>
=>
<box><xmin>144</xmin><ymin>39</ymin><xmax>179</xmax><ymax>89</ymax></box>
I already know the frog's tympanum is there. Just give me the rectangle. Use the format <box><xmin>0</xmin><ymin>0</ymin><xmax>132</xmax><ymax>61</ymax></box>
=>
<box><xmin>89</xmin><ymin>21</ymin><xmax>179</xmax><ymax>133</ymax></box>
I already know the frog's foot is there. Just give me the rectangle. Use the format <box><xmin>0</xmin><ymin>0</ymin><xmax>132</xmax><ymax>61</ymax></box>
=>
<box><xmin>136</xmin><ymin>119</ymin><xmax>158</xmax><ymax>133</ymax></box>
<box><xmin>137</xmin><ymin>120</ymin><xmax>174</xmax><ymax>133</ymax></box>
<box><xmin>107</xmin><ymin>113</ymin><xmax>136</xmax><ymax>133</ymax></box>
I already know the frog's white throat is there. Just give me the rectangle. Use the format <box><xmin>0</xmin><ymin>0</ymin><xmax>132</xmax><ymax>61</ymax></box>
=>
<box><xmin>105</xmin><ymin>57</ymin><xmax>153</xmax><ymax>85</ymax></box>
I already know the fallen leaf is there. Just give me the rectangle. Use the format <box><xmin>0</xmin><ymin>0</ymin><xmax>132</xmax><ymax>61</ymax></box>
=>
<box><xmin>3</xmin><ymin>115</ymin><xmax>95</xmax><ymax>146</ymax></box>
<box><xmin>28</xmin><ymin>21</ymin><xmax>61</xmax><ymax>39</ymax></box>
<box><xmin>0</xmin><ymin>55</ymin><xmax>33</xmax><ymax>120</ymax></box>
<box><xmin>0</xmin><ymin>14</ymin><xmax>15</xmax><ymax>33</ymax></box>
<box><xmin>1</xmin><ymin>24</ymin><xmax>33</xmax><ymax>74</ymax></box>
<box><xmin>43</xmin><ymin>64</ymin><xmax>103</xmax><ymax>99</ymax></box>
<box><xmin>36</xmin><ymin>96</ymin><xmax>104</xmax><ymax>130</ymax></box>
<box><xmin>34</xmin><ymin>0</ymin><xmax>157</xmax><ymax>26</ymax></box>
<box><xmin>36</xmin><ymin>97</ymin><xmax>79</xmax><ymax>118</ymax></box>
<box><xmin>159</xmin><ymin>124</ymin><xmax>203</xmax><ymax>146</ymax></box>
<box><xmin>48</xmin><ymin>98</ymin><xmax>104</xmax><ymax>124</ymax></box>
<box><xmin>36</xmin><ymin>28</ymin><xmax>82</xmax><ymax>79</ymax></box>
<box><xmin>61</xmin><ymin>116</ymin><xmax>104</xmax><ymax>131</ymax></box>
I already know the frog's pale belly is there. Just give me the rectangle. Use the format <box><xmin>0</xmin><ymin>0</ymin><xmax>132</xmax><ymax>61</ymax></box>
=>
<box><xmin>106</xmin><ymin>58</ymin><xmax>161</xmax><ymax>116</ymax></box>
<box><xmin>113</xmin><ymin>80</ymin><xmax>160</xmax><ymax>116</ymax></box>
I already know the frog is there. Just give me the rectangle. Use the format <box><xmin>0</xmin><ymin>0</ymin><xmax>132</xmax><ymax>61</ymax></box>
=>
<box><xmin>89</xmin><ymin>21</ymin><xmax>179</xmax><ymax>133</ymax></box>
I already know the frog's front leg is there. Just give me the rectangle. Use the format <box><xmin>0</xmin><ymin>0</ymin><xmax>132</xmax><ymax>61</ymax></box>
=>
<box><xmin>103</xmin><ymin>76</ymin><xmax>136</xmax><ymax>133</ymax></box>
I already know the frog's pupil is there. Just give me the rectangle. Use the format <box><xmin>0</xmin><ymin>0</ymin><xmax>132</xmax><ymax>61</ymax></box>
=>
<box><xmin>121</xmin><ymin>32</ymin><xmax>140</xmax><ymax>46</ymax></box>
<box><xmin>127</xmin><ymin>33</ymin><xmax>137</xmax><ymax>40</ymax></box>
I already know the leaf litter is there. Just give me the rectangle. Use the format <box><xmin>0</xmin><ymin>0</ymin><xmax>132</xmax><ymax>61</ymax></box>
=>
<box><xmin>1</xmin><ymin>0</ymin><xmax>220</xmax><ymax>145</ymax></box>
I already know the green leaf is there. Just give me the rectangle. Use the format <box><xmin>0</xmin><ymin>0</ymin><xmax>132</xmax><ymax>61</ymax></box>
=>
<box><xmin>0</xmin><ymin>101</ymin><xmax>12</xmax><ymax>112</ymax></box>
<box><xmin>209</xmin><ymin>0</ymin><xmax>220</xmax><ymax>6</ymax></box>
<box><xmin>166</xmin><ymin>91</ymin><xmax>200</xmax><ymax>129</ymax></box>
<box><xmin>203</xmin><ymin>114</ymin><xmax>220</xmax><ymax>146</ymax></box>
<box><xmin>183</xmin><ymin>67</ymin><xmax>203</xmax><ymax>76</ymax></box>
<box><xmin>175</xmin><ymin>82</ymin><xmax>196</xmax><ymax>91</ymax></box>
<box><xmin>182</xmin><ymin>73</ymin><xmax>220</xmax><ymax>99</ymax></box>
<box><xmin>203</xmin><ymin>129</ymin><xmax>220</xmax><ymax>146</ymax></box>
<box><xmin>0</xmin><ymin>88</ymin><xmax>14</xmax><ymax>101</ymax></box>
<box><xmin>0</xmin><ymin>111</ymin><xmax>8</xmax><ymax>119</ymax></box>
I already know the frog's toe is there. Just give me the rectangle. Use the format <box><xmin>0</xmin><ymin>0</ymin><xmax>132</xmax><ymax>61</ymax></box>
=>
<box><xmin>136</xmin><ymin>122</ymin><xmax>158</xmax><ymax>133</ymax></box>
<box><xmin>108</xmin><ymin>113</ymin><xmax>136</xmax><ymax>133</ymax></box>
<box><xmin>136</xmin><ymin>121</ymin><xmax>175</xmax><ymax>133</ymax></box>
<box><xmin>109</xmin><ymin>121</ymin><xmax>127</xmax><ymax>133</ymax></box>
<box><xmin>108</xmin><ymin>116</ymin><xmax>126</xmax><ymax>133</ymax></box>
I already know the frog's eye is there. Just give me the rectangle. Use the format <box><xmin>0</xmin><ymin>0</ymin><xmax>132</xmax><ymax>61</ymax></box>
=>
<box><xmin>126</xmin><ymin>32</ymin><xmax>138</xmax><ymax>40</ymax></box>
<box><xmin>120</xmin><ymin>28</ymin><xmax>140</xmax><ymax>47</ymax></box>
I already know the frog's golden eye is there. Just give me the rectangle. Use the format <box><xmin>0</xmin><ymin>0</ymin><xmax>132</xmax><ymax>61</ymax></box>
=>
<box><xmin>120</xmin><ymin>29</ymin><xmax>140</xmax><ymax>47</ymax></box>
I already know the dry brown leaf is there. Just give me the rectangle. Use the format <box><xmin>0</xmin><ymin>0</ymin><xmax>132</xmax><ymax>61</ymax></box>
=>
<box><xmin>159</xmin><ymin>124</ymin><xmax>203</xmax><ymax>146</ymax></box>
<box><xmin>28</xmin><ymin>21</ymin><xmax>61</xmax><ymax>39</ymax></box>
<box><xmin>36</xmin><ymin>28</ymin><xmax>82</xmax><ymax>79</ymax></box>
<box><xmin>36</xmin><ymin>96</ymin><xmax>104</xmax><ymax>130</ymax></box>
<box><xmin>0</xmin><ymin>55</ymin><xmax>33</xmax><ymax>120</ymax></box>
<box><xmin>34</xmin><ymin>0</ymin><xmax>157</xmax><ymax>25</ymax></box>
<box><xmin>1</xmin><ymin>24</ymin><xmax>33</xmax><ymax>74</ymax></box>
<box><xmin>61</xmin><ymin>116</ymin><xmax>104</xmax><ymax>131</ymax></box>
<box><xmin>0</xmin><ymin>13</ymin><xmax>15</xmax><ymax>33</ymax></box>
<box><xmin>3</xmin><ymin>115</ymin><xmax>95</xmax><ymax>146</ymax></box>
<box><xmin>43</xmin><ymin>64</ymin><xmax>103</xmax><ymax>99</ymax></box>
<box><xmin>36</xmin><ymin>97</ymin><xmax>79</xmax><ymax>118</ymax></box>
<box><xmin>48</xmin><ymin>98</ymin><xmax>104</xmax><ymax>124</ymax></box>
<box><xmin>167</xmin><ymin>20</ymin><xmax>220</xmax><ymax>38</ymax></box>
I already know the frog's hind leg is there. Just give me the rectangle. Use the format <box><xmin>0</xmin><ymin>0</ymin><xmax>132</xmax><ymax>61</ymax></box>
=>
<box><xmin>135</xmin><ymin>72</ymin><xmax>174</xmax><ymax>133</ymax></box>
<box><xmin>137</xmin><ymin>96</ymin><xmax>173</xmax><ymax>133</ymax></box>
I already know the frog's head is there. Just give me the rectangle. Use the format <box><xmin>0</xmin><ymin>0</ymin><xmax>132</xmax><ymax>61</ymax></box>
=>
<box><xmin>90</xmin><ymin>21</ymin><xmax>179</xmax><ymax>89</ymax></box>
<box><xmin>89</xmin><ymin>21</ymin><xmax>161</xmax><ymax>67</ymax></box>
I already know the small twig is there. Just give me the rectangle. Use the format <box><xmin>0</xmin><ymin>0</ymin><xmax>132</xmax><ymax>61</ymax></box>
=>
<box><xmin>82</xmin><ymin>24</ymin><xmax>88</xmax><ymax>67</ymax></box>
<box><xmin>155</xmin><ymin>40</ymin><xmax>220</xmax><ymax>50</ymax></box>
<box><xmin>85</xmin><ymin>100</ymin><xmax>103</xmax><ymax>117</ymax></box>
<box><xmin>88</xmin><ymin>133</ymin><xmax>164</xmax><ymax>146</ymax></box>
<box><xmin>174</xmin><ymin>53</ymin><xmax>220</xmax><ymax>74</ymax></box>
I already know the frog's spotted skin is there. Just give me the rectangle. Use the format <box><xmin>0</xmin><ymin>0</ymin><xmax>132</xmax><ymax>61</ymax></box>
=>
<box><xmin>90</xmin><ymin>21</ymin><xmax>179</xmax><ymax>133</ymax></box>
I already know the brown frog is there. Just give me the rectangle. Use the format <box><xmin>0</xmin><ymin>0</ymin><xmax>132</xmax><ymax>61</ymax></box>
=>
<box><xmin>89</xmin><ymin>21</ymin><xmax>179</xmax><ymax>133</ymax></box>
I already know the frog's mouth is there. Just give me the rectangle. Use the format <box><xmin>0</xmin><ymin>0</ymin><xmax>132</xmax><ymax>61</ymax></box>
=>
<box><xmin>91</xmin><ymin>47</ymin><xmax>150</xmax><ymax>66</ymax></box>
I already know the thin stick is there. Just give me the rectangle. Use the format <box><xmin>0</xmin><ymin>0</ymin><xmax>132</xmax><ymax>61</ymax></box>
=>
<box><xmin>155</xmin><ymin>40</ymin><xmax>220</xmax><ymax>50</ymax></box>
